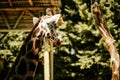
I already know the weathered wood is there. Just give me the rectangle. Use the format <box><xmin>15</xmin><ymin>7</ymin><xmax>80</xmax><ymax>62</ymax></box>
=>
<box><xmin>44</xmin><ymin>51</ymin><xmax>50</xmax><ymax>80</ymax></box>
<box><xmin>92</xmin><ymin>2</ymin><xmax>120</xmax><ymax>80</ymax></box>
<box><xmin>0</xmin><ymin>11</ymin><xmax>22</xmax><ymax>21</ymax></box>
<box><xmin>1</xmin><ymin>11</ymin><xmax>11</xmax><ymax>29</ymax></box>
<box><xmin>13</xmin><ymin>10</ymin><xmax>25</xmax><ymax>29</ymax></box>
<box><xmin>28</xmin><ymin>0</ymin><xmax>33</xmax><ymax>6</ymax></box>
<box><xmin>0</xmin><ymin>29</ymin><xmax>31</xmax><ymax>32</ymax></box>
<box><xmin>44</xmin><ymin>40</ymin><xmax>50</xmax><ymax>80</ymax></box>
<box><xmin>26</xmin><ymin>10</ymin><xmax>34</xmax><ymax>17</ymax></box>
<box><xmin>49</xmin><ymin>39</ymin><xmax>54</xmax><ymax>80</ymax></box>
<box><xmin>44</xmin><ymin>39</ymin><xmax>54</xmax><ymax>80</ymax></box>
<box><xmin>0</xmin><ymin>7</ymin><xmax>55</xmax><ymax>11</ymax></box>
<box><xmin>0</xmin><ymin>0</ymin><xmax>61</xmax><ymax>31</ymax></box>
<box><xmin>8</xmin><ymin>0</ymin><xmax>12</xmax><ymax>6</ymax></box>
<box><xmin>50</xmin><ymin>0</ymin><xmax>54</xmax><ymax>6</ymax></box>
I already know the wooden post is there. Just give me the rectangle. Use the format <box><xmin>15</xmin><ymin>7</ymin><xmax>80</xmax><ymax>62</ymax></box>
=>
<box><xmin>44</xmin><ymin>50</ymin><xmax>50</xmax><ymax>80</ymax></box>
<box><xmin>44</xmin><ymin>39</ymin><xmax>53</xmax><ymax>80</ymax></box>
<box><xmin>28</xmin><ymin>0</ymin><xmax>33</xmax><ymax>6</ymax></box>
<box><xmin>92</xmin><ymin>2</ymin><xmax>120</xmax><ymax>80</ymax></box>
<box><xmin>49</xmin><ymin>39</ymin><xmax>54</xmax><ymax>80</ymax></box>
<box><xmin>8</xmin><ymin>0</ymin><xmax>12</xmax><ymax>7</ymax></box>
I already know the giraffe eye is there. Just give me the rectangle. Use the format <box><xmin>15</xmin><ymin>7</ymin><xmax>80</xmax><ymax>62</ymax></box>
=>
<box><xmin>52</xmin><ymin>36</ymin><xmax>55</xmax><ymax>39</ymax></box>
<box><xmin>47</xmin><ymin>33</ymin><xmax>51</xmax><ymax>38</ymax></box>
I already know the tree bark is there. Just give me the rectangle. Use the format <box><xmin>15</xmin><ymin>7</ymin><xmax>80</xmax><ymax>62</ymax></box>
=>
<box><xmin>92</xmin><ymin>2</ymin><xmax>120</xmax><ymax>80</ymax></box>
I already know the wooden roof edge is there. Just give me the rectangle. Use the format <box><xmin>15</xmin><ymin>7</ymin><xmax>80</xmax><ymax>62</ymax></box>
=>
<box><xmin>0</xmin><ymin>6</ymin><xmax>61</xmax><ymax>11</ymax></box>
<box><xmin>0</xmin><ymin>29</ymin><xmax>31</xmax><ymax>32</ymax></box>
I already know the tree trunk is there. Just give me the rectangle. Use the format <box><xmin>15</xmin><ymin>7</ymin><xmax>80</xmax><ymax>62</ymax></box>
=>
<box><xmin>92</xmin><ymin>2</ymin><xmax>120</xmax><ymax>80</ymax></box>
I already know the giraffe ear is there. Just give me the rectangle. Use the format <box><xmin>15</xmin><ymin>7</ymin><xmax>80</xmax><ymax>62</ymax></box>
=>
<box><xmin>45</xmin><ymin>14</ymin><xmax>61</xmax><ymax>24</ymax></box>
<box><xmin>33</xmin><ymin>17</ymin><xmax>39</xmax><ymax>25</ymax></box>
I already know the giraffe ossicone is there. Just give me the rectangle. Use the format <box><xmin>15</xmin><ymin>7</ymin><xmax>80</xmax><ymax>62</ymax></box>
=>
<box><xmin>33</xmin><ymin>14</ymin><xmax>61</xmax><ymax>25</ymax></box>
<box><xmin>33</xmin><ymin>17</ymin><xmax>39</xmax><ymax>25</ymax></box>
<box><xmin>5</xmin><ymin>13</ymin><xmax>63</xmax><ymax>80</ymax></box>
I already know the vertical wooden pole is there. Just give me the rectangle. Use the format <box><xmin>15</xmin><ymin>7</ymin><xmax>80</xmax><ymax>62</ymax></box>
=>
<box><xmin>44</xmin><ymin>39</ymin><xmax>53</xmax><ymax>80</ymax></box>
<box><xmin>49</xmin><ymin>40</ymin><xmax>54</xmax><ymax>80</ymax></box>
<box><xmin>44</xmin><ymin>50</ymin><xmax>50</xmax><ymax>80</ymax></box>
<box><xmin>44</xmin><ymin>39</ymin><xmax>50</xmax><ymax>80</ymax></box>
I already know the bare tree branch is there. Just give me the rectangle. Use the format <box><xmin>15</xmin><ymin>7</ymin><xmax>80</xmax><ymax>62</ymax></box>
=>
<box><xmin>92</xmin><ymin>2</ymin><xmax>120</xmax><ymax>80</ymax></box>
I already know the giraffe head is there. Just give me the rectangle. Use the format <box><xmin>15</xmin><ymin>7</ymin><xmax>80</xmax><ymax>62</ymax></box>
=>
<box><xmin>33</xmin><ymin>14</ymin><xmax>63</xmax><ymax>46</ymax></box>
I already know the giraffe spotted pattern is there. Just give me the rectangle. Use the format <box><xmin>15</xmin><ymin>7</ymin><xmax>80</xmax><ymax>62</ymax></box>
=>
<box><xmin>5</xmin><ymin>14</ymin><xmax>63</xmax><ymax>80</ymax></box>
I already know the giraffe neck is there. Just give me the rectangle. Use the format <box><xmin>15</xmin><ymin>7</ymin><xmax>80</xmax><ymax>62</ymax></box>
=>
<box><xmin>5</xmin><ymin>18</ymin><xmax>45</xmax><ymax>80</ymax></box>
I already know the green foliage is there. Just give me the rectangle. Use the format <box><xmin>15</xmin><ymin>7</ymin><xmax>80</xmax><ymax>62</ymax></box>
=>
<box><xmin>53</xmin><ymin>0</ymin><xmax>120</xmax><ymax>80</ymax></box>
<box><xmin>0</xmin><ymin>32</ymin><xmax>28</xmax><ymax>79</ymax></box>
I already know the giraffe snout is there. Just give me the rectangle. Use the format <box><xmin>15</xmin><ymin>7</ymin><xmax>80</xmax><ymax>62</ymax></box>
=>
<box><xmin>55</xmin><ymin>35</ymin><xmax>62</xmax><ymax>46</ymax></box>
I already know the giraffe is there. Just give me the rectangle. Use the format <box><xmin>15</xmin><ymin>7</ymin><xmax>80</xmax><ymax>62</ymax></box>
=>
<box><xmin>5</xmin><ymin>13</ymin><xmax>63</xmax><ymax>80</ymax></box>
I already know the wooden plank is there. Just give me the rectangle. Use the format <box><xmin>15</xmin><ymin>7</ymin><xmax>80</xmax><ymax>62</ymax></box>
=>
<box><xmin>26</xmin><ymin>10</ymin><xmax>34</xmax><ymax>17</ymax></box>
<box><xmin>0</xmin><ymin>7</ymin><xmax>56</xmax><ymax>11</ymax></box>
<box><xmin>28</xmin><ymin>0</ymin><xmax>33</xmax><ymax>6</ymax></box>
<box><xmin>18</xmin><ymin>19</ymin><xmax>32</xmax><ymax>22</ymax></box>
<box><xmin>1</xmin><ymin>11</ymin><xmax>10</xmax><ymax>29</ymax></box>
<box><xmin>8</xmin><ymin>0</ymin><xmax>12</xmax><ymax>6</ymax></box>
<box><xmin>0</xmin><ymin>24</ymin><xmax>8</xmax><ymax>27</ymax></box>
<box><xmin>13</xmin><ymin>10</ymin><xmax>25</xmax><ymax>29</ymax></box>
<box><xmin>0</xmin><ymin>29</ymin><xmax>31</xmax><ymax>32</ymax></box>
<box><xmin>5</xmin><ymin>16</ymin><xmax>18</xmax><ymax>20</ymax></box>
<box><xmin>2</xmin><ymin>11</ymin><xmax>21</xmax><ymax>20</ymax></box>
<box><xmin>17</xmin><ymin>24</ymin><xmax>33</xmax><ymax>28</ymax></box>
<box><xmin>50</xmin><ymin>0</ymin><xmax>54</xmax><ymax>6</ymax></box>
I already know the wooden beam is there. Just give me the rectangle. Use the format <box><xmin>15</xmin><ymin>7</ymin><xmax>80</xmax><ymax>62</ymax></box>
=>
<box><xmin>0</xmin><ymin>7</ymin><xmax>55</xmax><ymax>11</ymax></box>
<box><xmin>1</xmin><ymin>11</ymin><xmax>10</xmax><ymax>29</ymax></box>
<box><xmin>50</xmin><ymin>0</ymin><xmax>54</xmax><ymax>6</ymax></box>
<box><xmin>13</xmin><ymin>10</ymin><xmax>25</xmax><ymax>29</ymax></box>
<box><xmin>8</xmin><ymin>0</ymin><xmax>12</xmax><ymax>6</ymax></box>
<box><xmin>28</xmin><ymin>0</ymin><xmax>33</xmax><ymax>6</ymax></box>
<box><xmin>0</xmin><ymin>29</ymin><xmax>31</xmax><ymax>32</ymax></box>
<box><xmin>26</xmin><ymin>10</ymin><xmax>34</xmax><ymax>17</ymax></box>
<box><xmin>0</xmin><ymin>32</ymin><xmax>8</xmax><ymax>42</ymax></box>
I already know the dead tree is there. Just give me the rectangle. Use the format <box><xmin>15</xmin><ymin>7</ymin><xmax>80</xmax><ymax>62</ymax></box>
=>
<box><xmin>92</xmin><ymin>2</ymin><xmax>120</xmax><ymax>80</ymax></box>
